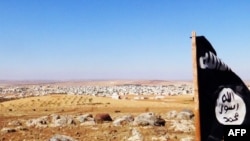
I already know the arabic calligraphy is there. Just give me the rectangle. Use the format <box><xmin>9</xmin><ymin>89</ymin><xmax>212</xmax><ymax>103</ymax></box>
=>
<box><xmin>215</xmin><ymin>88</ymin><xmax>246</xmax><ymax>125</ymax></box>
<box><xmin>219</xmin><ymin>103</ymin><xmax>239</xmax><ymax>114</ymax></box>
<box><xmin>223</xmin><ymin>112</ymin><xmax>239</xmax><ymax>122</ymax></box>
<box><xmin>199</xmin><ymin>51</ymin><xmax>230</xmax><ymax>71</ymax></box>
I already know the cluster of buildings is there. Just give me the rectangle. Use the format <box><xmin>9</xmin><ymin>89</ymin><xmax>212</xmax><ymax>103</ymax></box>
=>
<box><xmin>0</xmin><ymin>84</ymin><xmax>193</xmax><ymax>99</ymax></box>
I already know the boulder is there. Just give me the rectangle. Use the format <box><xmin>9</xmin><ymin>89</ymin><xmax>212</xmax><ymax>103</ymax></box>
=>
<box><xmin>128</xmin><ymin>128</ymin><xmax>143</xmax><ymax>141</ymax></box>
<box><xmin>169</xmin><ymin>120</ymin><xmax>195</xmax><ymax>133</ymax></box>
<box><xmin>133</xmin><ymin>112</ymin><xmax>165</xmax><ymax>126</ymax></box>
<box><xmin>49</xmin><ymin>134</ymin><xmax>77</xmax><ymax>141</ymax></box>
<box><xmin>94</xmin><ymin>113</ymin><xmax>112</xmax><ymax>123</ymax></box>
<box><xmin>113</xmin><ymin>115</ymin><xmax>134</xmax><ymax>126</ymax></box>
<box><xmin>1</xmin><ymin>127</ymin><xmax>16</xmax><ymax>133</ymax></box>
<box><xmin>166</xmin><ymin>110</ymin><xmax>194</xmax><ymax>120</ymax></box>
<box><xmin>51</xmin><ymin>115</ymin><xmax>76</xmax><ymax>127</ymax></box>
<box><xmin>151</xmin><ymin>135</ymin><xmax>169</xmax><ymax>141</ymax></box>
<box><xmin>15</xmin><ymin>126</ymin><xmax>28</xmax><ymax>131</ymax></box>
<box><xmin>51</xmin><ymin>114</ymin><xmax>61</xmax><ymax>121</ymax></box>
<box><xmin>25</xmin><ymin>116</ymin><xmax>49</xmax><ymax>128</ymax></box>
<box><xmin>8</xmin><ymin>120</ymin><xmax>22</xmax><ymax>126</ymax></box>
<box><xmin>154</xmin><ymin>117</ymin><xmax>166</xmax><ymax>126</ymax></box>
<box><xmin>80</xmin><ymin>121</ymin><xmax>96</xmax><ymax>126</ymax></box>
<box><xmin>166</xmin><ymin>110</ymin><xmax>178</xmax><ymax>119</ymax></box>
<box><xmin>176</xmin><ymin>110</ymin><xmax>194</xmax><ymax>120</ymax></box>
<box><xmin>180</xmin><ymin>136</ymin><xmax>194</xmax><ymax>141</ymax></box>
<box><xmin>76</xmin><ymin>114</ymin><xmax>93</xmax><ymax>123</ymax></box>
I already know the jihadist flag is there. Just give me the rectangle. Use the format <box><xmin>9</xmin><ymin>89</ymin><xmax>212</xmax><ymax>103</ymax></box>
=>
<box><xmin>193</xmin><ymin>35</ymin><xmax>250</xmax><ymax>141</ymax></box>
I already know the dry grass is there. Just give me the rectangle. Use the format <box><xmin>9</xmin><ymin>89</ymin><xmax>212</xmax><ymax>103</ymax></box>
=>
<box><xmin>0</xmin><ymin>94</ymin><xmax>194</xmax><ymax>141</ymax></box>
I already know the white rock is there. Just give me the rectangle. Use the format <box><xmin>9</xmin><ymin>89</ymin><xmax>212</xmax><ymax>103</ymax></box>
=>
<box><xmin>25</xmin><ymin>116</ymin><xmax>49</xmax><ymax>128</ymax></box>
<box><xmin>1</xmin><ymin>127</ymin><xmax>16</xmax><ymax>133</ymax></box>
<box><xmin>176</xmin><ymin>110</ymin><xmax>194</xmax><ymax>120</ymax></box>
<box><xmin>169</xmin><ymin>120</ymin><xmax>194</xmax><ymax>133</ymax></box>
<box><xmin>113</xmin><ymin>115</ymin><xmax>134</xmax><ymax>126</ymax></box>
<box><xmin>166</xmin><ymin>111</ymin><xmax>178</xmax><ymax>119</ymax></box>
<box><xmin>180</xmin><ymin>136</ymin><xmax>194</xmax><ymax>141</ymax></box>
<box><xmin>133</xmin><ymin>112</ymin><xmax>165</xmax><ymax>126</ymax></box>
<box><xmin>128</xmin><ymin>128</ymin><xmax>143</xmax><ymax>141</ymax></box>
<box><xmin>76</xmin><ymin>114</ymin><xmax>93</xmax><ymax>123</ymax></box>
<box><xmin>51</xmin><ymin>115</ymin><xmax>75</xmax><ymax>127</ymax></box>
<box><xmin>80</xmin><ymin>121</ymin><xmax>96</xmax><ymax>126</ymax></box>
<box><xmin>49</xmin><ymin>134</ymin><xmax>77</xmax><ymax>141</ymax></box>
<box><xmin>8</xmin><ymin>120</ymin><xmax>22</xmax><ymax>126</ymax></box>
<box><xmin>151</xmin><ymin>135</ymin><xmax>169</xmax><ymax>141</ymax></box>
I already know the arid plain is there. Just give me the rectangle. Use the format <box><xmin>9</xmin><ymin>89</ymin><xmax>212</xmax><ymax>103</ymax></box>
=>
<box><xmin>0</xmin><ymin>80</ymin><xmax>195</xmax><ymax>141</ymax></box>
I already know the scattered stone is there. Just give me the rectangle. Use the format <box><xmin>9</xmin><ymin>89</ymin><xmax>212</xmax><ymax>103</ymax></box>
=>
<box><xmin>169</xmin><ymin>120</ymin><xmax>194</xmax><ymax>133</ymax></box>
<box><xmin>94</xmin><ymin>113</ymin><xmax>112</xmax><ymax>123</ymax></box>
<box><xmin>15</xmin><ymin>126</ymin><xmax>28</xmax><ymax>131</ymax></box>
<box><xmin>76</xmin><ymin>114</ymin><xmax>93</xmax><ymax>123</ymax></box>
<box><xmin>1</xmin><ymin>127</ymin><xmax>16</xmax><ymax>133</ymax></box>
<box><xmin>80</xmin><ymin>121</ymin><xmax>96</xmax><ymax>126</ymax></box>
<box><xmin>128</xmin><ymin>128</ymin><xmax>143</xmax><ymax>141</ymax></box>
<box><xmin>8</xmin><ymin>120</ymin><xmax>22</xmax><ymax>126</ymax></box>
<box><xmin>51</xmin><ymin>114</ymin><xmax>61</xmax><ymax>122</ymax></box>
<box><xmin>180</xmin><ymin>136</ymin><xmax>194</xmax><ymax>141</ymax></box>
<box><xmin>133</xmin><ymin>112</ymin><xmax>165</xmax><ymax>126</ymax></box>
<box><xmin>176</xmin><ymin>110</ymin><xmax>194</xmax><ymax>120</ymax></box>
<box><xmin>51</xmin><ymin>115</ymin><xmax>76</xmax><ymax>127</ymax></box>
<box><xmin>151</xmin><ymin>135</ymin><xmax>169</xmax><ymax>141</ymax></box>
<box><xmin>113</xmin><ymin>115</ymin><xmax>134</xmax><ymax>126</ymax></box>
<box><xmin>49</xmin><ymin>134</ymin><xmax>77</xmax><ymax>141</ymax></box>
<box><xmin>25</xmin><ymin>116</ymin><xmax>49</xmax><ymax>128</ymax></box>
<box><xmin>166</xmin><ymin>110</ymin><xmax>178</xmax><ymax>119</ymax></box>
<box><xmin>154</xmin><ymin>117</ymin><xmax>166</xmax><ymax>126</ymax></box>
<box><xmin>165</xmin><ymin>110</ymin><xmax>194</xmax><ymax>120</ymax></box>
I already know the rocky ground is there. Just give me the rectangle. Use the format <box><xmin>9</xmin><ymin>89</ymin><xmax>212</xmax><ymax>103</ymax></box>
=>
<box><xmin>0</xmin><ymin>80</ymin><xmax>195</xmax><ymax>141</ymax></box>
<box><xmin>0</xmin><ymin>110</ymin><xmax>195</xmax><ymax>141</ymax></box>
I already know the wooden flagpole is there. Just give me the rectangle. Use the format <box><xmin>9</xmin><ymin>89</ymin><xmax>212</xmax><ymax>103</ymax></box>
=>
<box><xmin>191</xmin><ymin>31</ymin><xmax>201</xmax><ymax>141</ymax></box>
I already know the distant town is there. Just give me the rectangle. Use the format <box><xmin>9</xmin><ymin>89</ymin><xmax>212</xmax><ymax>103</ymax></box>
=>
<box><xmin>0</xmin><ymin>82</ymin><xmax>193</xmax><ymax>99</ymax></box>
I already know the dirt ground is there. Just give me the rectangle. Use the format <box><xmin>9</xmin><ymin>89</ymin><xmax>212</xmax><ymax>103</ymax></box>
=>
<box><xmin>0</xmin><ymin>80</ymin><xmax>195</xmax><ymax>141</ymax></box>
<box><xmin>0</xmin><ymin>93</ymin><xmax>195</xmax><ymax>141</ymax></box>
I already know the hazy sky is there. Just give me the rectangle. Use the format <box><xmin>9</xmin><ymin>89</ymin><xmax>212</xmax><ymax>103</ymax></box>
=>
<box><xmin>1</xmin><ymin>0</ymin><xmax>250</xmax><ymax>80</ymax></box>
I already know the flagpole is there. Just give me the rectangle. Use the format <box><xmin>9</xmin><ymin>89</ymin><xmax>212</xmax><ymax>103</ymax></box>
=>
<box><xmin>191</xmin><ymin>31</ymin><xmax>201</xmax><ymax>141</ymax></box>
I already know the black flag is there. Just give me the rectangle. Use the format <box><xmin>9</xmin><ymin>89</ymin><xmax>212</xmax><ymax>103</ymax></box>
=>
<box><xmin>196</xmin><ymin>36</ymin><xmax>250</xmax><ymax>141</ymax></box>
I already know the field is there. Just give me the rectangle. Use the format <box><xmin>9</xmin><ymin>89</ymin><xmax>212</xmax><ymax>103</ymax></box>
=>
<box><xmin>0</xmin><ymin>81</ymin><xmax>195</xmax><ymax>141</ymax></box>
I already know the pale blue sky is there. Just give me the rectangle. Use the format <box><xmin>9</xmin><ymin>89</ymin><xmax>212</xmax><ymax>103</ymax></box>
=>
<box><xmin>1</xmin><ymin>0</ymin><xmax>250</xmax><ymax>80</ymax></box>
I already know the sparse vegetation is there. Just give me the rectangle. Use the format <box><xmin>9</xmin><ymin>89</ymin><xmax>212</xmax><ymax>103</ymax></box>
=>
<box><xmin>88</xmin><ymin>98</ymin><xmax>93</xmax><ymax>103</ymax></box>
<box><xmin>0</xmin><ymin>87</ymin><xmax>194</xmax><ymax>140</ymax></box>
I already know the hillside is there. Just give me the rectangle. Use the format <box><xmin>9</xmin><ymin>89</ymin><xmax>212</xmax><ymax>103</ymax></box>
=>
<box><xmin>0</xmin><ymin>92</ymin><xmax>194</xmax><ymax>141</ymax></box>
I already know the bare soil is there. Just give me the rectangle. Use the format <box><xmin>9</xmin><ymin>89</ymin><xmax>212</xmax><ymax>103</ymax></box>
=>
<box><xmin>0</xmin><ymin>80</ymin><xmax>195</xmax><ymax>141</ymax></box>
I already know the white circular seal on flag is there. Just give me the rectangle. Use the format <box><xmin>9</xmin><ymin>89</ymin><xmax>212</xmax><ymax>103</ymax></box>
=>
<box><xmin>215</xmin><ymin>88</ymin><xmax>246</xmax><ymax>125</ymax></box>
